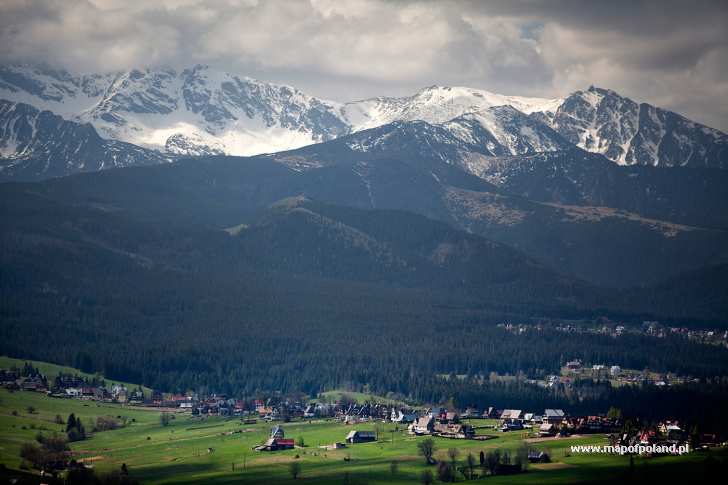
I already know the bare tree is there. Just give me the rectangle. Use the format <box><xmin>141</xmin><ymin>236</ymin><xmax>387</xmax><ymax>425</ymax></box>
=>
<box><xmin>447</xmin><ymin>447</ymin><xmax>459</xmax><ymax>465</ymax></box>
<box><xmin>485</xmin><ymin>449</ymin><xmax>501</xmax><ymax>475</ymax></box>
<box><xmin>437</xmin><ymin>462</ymin><xmax>455</xmax><ymax>482</ymax></box>
<box><xmin>288</xmin><ymin>461</ymin><xmax>301</xmax><ymax>479</ymax></box>
<box><xmin>417</xmin><ymin>438</ymin><xmax>436</xmax><ymax>464</ymax></box>
<box><xmin>516</xmin><ymin>443</ymin><xmax>530</xmax><ymax>471</ymax></box>
<box><xmin>160</xmin><ymin>412</ymin><xmax>171</xmax><ymax>427</ymax></box>
<box><xmin>465</xmin><ymin>452</ymin><xmax>477</xmax><ymax>480</ymax></box>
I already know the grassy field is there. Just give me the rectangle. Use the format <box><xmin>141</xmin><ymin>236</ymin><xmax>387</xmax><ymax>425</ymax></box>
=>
<box><xmin>315</xmin><ymin>390</ymin><xmax>410</xmax><ymax>406</ymax></box>
<box><xmin>1</xmin><ymin>387</ymin><xmax>725</xmax><ymax>484</ymax></box>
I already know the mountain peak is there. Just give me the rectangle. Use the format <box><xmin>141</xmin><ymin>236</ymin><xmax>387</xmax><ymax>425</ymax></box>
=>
<box><xmin>1</xmin><ymin>63</ymin><xmax>726</xmax><ymax>175</ymax></box>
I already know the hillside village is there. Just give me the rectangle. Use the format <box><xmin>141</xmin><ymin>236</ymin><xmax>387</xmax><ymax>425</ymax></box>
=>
<box><xmin>3</xmin><ymin>361</ymin><xmax>723</xmax><ymax>458</ymax></box>
<box><xmin>498</xmin><ymin>321</ymin><xmax>728</xmax><ymax>349</ymax></box>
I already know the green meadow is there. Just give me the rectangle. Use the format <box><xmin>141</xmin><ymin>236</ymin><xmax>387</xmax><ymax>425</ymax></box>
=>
<box><xmin>1</xmin><ymin>385</ymin><xmax>725</xmax><ymax>484</ymax></box>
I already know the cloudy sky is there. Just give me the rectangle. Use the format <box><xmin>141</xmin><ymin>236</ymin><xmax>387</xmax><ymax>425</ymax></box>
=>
<box><xmin>2</xmin><ymin>0</ymin><xmax>727</xmax><ymax>130</ymax></box>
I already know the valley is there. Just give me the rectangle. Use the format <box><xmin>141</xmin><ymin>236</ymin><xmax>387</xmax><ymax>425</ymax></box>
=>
<box><xmin>1</xmin><ymin>359</ymin><xmax>726</xmax><ymax>485</ymax></box>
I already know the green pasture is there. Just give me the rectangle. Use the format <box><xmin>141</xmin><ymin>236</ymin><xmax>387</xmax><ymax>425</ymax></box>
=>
<box><xmin>2</xmin><ymin>388</ymin><xmax>724</xmax><ymax>484</ymax></box>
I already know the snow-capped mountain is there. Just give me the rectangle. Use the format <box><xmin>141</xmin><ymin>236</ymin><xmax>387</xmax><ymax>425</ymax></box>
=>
<box><xmin>443</xmin><ymin>105</ymin><xmax>571</xmax><ymax>156</ymax></box>
<box><xmin>0</xmin><ymin>64</ymin><xmax>349</xmax><ymax>158</ymax></box>
<box><xmin>541</xmin><ymin>86</ymin><xmax>728</xmax><ymax>168</ymax></box>
<box><xmin>342</xmin><ymin>85</ymin><xmax>562</xmax><ymax>130</ymax></box>
<box><xmin>0</xmin><ymin>99</ymin><xmax>167</xmax><ymax>181</ymax></box>
<box><xmin>1</xmin><ymin>63</ymin><xmax>726</xmax><ymax>181</ymax></box>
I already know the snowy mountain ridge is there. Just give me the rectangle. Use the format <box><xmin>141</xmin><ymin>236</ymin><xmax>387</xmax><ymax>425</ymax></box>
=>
<box><xmin>1</xmin><ymin>64</ymin><xmax>726</xmax><ymax>179</ymax></box>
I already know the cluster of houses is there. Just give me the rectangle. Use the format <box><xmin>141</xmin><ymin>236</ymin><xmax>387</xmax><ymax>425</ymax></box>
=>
<box><xmin>0</xmin><ymin>368</ymin><xmax>48</xmax><ymax>392</ymax></box>
<box><xmin>254</xmin><ymin>424</ymin><xmax>380</xmax><ymax>452</ymax></box>
<box><xmin>486</xmin><ymin>408</ymin><xmax>614</xmax><ymax>436</ymax></box>
<box><xmin>251</xmin><ymin>405</ymin><xmax>628</xmax><ymax>453</ymax></box>
<box><xmin>409</xmin><ymin>408</ymin><xmax>476</xmax><ymax>439</ymax></box>
<box><xmin>0</xmin><ymin>364</ymin><xmax>183</xmax><ymax>407</ymax></box>
<box><xmin>559</xmin><ymin>359</ymin><xmax>698</xmax><ymax>388</ymax></box>
<box><xmin>499</xmin><ymin>320</ymin><xmax>728</xmax><ymax>349</ymax></box>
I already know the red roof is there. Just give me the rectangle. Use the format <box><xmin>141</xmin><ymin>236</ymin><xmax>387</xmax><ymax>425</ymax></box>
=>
<box><xmin>276</xmin><ymin>439</ymin><xmax>295</xmax><ymax>446</ymax></box>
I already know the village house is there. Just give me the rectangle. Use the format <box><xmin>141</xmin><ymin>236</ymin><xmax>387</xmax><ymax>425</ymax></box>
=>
<box><xmin>94</xmin><ymin>387</ymin><xmax>111</xmax><ymax>401</ymax></box>
<box><xmin>345</xmin><ymin>430</ymin><xmax>377</xmax><ymax>443</ymax></box>
<box><xmin>116</xmin><ymin>390</ymin><xmax>128</xmax><ymax>403</ymax></box>
<box><xmin>463</xmin><ymin>407</ymin><xmax>479</xmax><ymax>418</ymax></box>
<box><xmin>639</xmin><ymin>429</ymin><xmax>658</xmax><ymax>445</ymax></box>
<box><xmin>566</xmin><ymin>359</ymin><xmax>582</xmax><ymax>371</ymax></box>
<box><xmin>544</xmin><ymin>409</ymin><xmax>566</xmax><ymax>424</ymax></box>
<box><xmin>528</xmin><ymin>450</ymin><xmax>551</xmax><ymax>463</ymax></box>
<box><xmin>254</xmin><ymin>425</ymin><xmax>294</xmax><ymax>451</ymax></box>
<box><xmin>57</xmin><ymin>375</ymin><xmax>85</xmax><ymax>389</ymax></box>
<box><xmin>303</xmin><ymin>405</ymin><xmax>316</xmax><ymax>418</ymax></box>
<box><xmin>391</xmin><ymin>409</ymin><xmax>417</xmax><ymax>424</ymax></box>
<box><xmin>442</xmin><ymin>411</ymin><xmax>460</xmax><ymax>424</ymax></box>
<box><xmin>0</xmin><ymin>369</ymin><xmax>20</xmax><ymax>384</ymax></box>
<box><xmin>270</xmin><ymin>425</ymin><xmax>285</xmax><ymax>439</ymax></box>
<box><xmin>255</xmin><ymin>437</ymin><xmax>294</xmax><ymax>451</ymax></box>
<box><xmin>500</xmin><ymin>409</ymin><xmax>523</xmax><ymax>421</ymax></box>
<box><xmin>481</xmin><ymin>407</ymin><xmax>499</xmax><ymax>419</ymax></box>
<box><xmin>501</xmin><ymin>420</ymin><xmax>524</xmax><ymax>432</ymax></box>
<box><xmin>500</xmin><ymin>409</ymin><xmax>522</xmax><ymax>421</ymax></box>
<box><xmin>539</xmin><ymin>423</ymin><xmax>557</xmax><ymax>437</ymax></box>
<box><xmin>411</xmin><ymin>416</ymin><xmax>435</xmax><ymax>435</ymax></box>
<box><xmin>81</xmin><ymin>387</ymin><xmax>97</xmax><ymax>399</ymax></box>
<box><xmin>434</xmin><ymin>422</ymin><xmax>475</xmax><ymax>439</ymax></box>
<box><xmin>64</xmin><ymin>387</ymin><xmax>82</xmax><ymax>398</ymax></box>
<box><xmin>21</xmin><ymin>376</ymin><xmax>47</xmax><ymax>392</ymax></box>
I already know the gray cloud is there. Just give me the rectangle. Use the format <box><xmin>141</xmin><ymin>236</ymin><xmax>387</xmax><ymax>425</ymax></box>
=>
<box><xmin>1</xmin><ymin>0</ymin><xmax>727</xmax><ymax>130</ymax></box>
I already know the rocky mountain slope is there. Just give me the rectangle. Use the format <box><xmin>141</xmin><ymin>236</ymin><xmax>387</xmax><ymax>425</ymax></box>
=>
<box><xmin>0</xmin><ymin>99</ymin><xmax>167</xmax><ymax>181</ymax></box>
<box><xmin>538</xmin><ymin>86</ymin><xmax>728</xmax><ymax>168</ymax></box>
<box><xmin>4</xmin><ymin>120</ymin><xmax>726</xmax><ymax>288</ymax></box>
<box><xmin>1</xmin><ymin>64</ymin><xmax>725</xmax><ymax>181</ymax></box>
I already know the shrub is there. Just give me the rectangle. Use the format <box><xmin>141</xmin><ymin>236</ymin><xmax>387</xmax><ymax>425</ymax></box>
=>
<box><xmin>95</xmin><ymin>416</ymin><xmax>122</xmax><ymax>432</ymax></box>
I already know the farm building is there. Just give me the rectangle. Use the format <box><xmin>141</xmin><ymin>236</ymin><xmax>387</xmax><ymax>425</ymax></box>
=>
<box><xmin>255</xmin><ymin>438</ymin><xmax>295</xmax><ymax>452</ymax></box>
<box><xmin>500</xmin><ymin>421</ymin><xmax>524</xmax><ymax>432</ymax></box>
<box><xmin>346</xmin><ymin>430</ymin><xmax>376</xmax><ymax>443</ymax></box>
<box><xmin>271</xmin><ymin>425</ymin><xmax>285</xmax><ymax>439</ymax></box>
<box><xmin>500</xmin><ymin>409</ymin><xmax>523</xmax><ymax>420</ymax></box>
<box><xmin>528</xmin><ymin>451</ymin><xmax>550</xmax><ymax>463</ymax></box>
<box><xmin>434</xmin><ymin>423</ymin><xmax>475</xmax><ymax>439</ymax></box>
<box><xmin>411</xmin><ymin>416</ymin><xmax>435</xmax><ymax>435</ymax></box>
<box><xmin>391</xmin><ymin>409</ymin><xmax>417</xmax><ymax>423</ymax></box>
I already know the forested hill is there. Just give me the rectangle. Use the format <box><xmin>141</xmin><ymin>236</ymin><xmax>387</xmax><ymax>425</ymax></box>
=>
<box><xmin>2</xmin><ymin>167</ymin><xmax>728</xmax><ymax>401</ymax></box>
<box><xmin>2</xmin><ymin>114</ymin><xmax>728</xmax><ymax>404</ymax></box>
